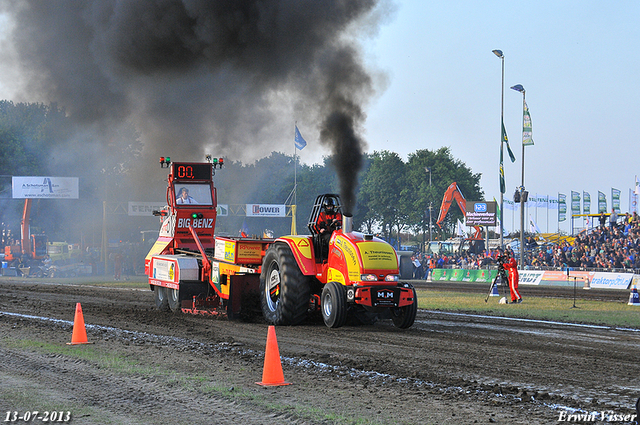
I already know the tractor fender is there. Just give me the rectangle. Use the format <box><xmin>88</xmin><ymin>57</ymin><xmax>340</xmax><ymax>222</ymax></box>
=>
<box><xmin>275</xmin><ymin>236</ymin><xmax>316</xmax><ymax>276</ymax></box>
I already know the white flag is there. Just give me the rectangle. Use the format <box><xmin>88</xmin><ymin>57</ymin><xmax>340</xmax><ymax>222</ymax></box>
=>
<box><xmin>529</xmin><ymin>215</ymin><xmax>541</xmax><ymax>234</ymax></box>
<box><xmin>456</xmin><ymin>219</ymin><xmax>466</xmax><ymax>237</ymax></box>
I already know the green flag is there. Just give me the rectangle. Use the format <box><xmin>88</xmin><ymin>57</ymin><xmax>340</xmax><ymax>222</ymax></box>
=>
<box><xmin>502</xmin><ymin>122</ymin><xmax>516</xmax><ymax>162</ymax></box>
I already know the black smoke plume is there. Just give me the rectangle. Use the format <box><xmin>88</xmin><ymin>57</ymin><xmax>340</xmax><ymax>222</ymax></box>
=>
<box><xmin>3</xmin><ymin>0</ymin><xmax>390</xmax><ymax>212</ymax></box>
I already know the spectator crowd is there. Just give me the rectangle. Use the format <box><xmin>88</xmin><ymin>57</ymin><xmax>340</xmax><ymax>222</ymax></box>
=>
<box><xmin>409</xmin><ymin>211</ymin><xmax>640</xmax><ymax>278</ymax></box>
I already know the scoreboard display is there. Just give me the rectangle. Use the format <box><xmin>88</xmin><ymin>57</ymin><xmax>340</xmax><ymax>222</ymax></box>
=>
<box><xmin>172</xmin><ymin>163</ymin><xmax>212</xmax><ymax>181</ymax></box>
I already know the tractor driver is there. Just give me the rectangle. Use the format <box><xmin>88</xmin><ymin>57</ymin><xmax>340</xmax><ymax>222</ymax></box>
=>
<box><xmin>176</xmin><ymin>187</ymin><xmax>197</xmax><ymax>204</ymax></box>
<box><xmin>316</xmin><ymin>198</ymin><xmax>342</xmax><ymax>237</ymax></box>
<box><xmin>315</xmin><ymin>198</ymin><xmax>342</xmax><ymax>259</ymax></box>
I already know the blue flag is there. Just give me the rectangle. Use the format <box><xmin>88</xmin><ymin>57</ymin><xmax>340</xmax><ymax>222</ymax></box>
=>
<box><xmin>240</xmin><ymin>219</ymin><xmax>249</xmax><ymax>237</ymax></box>
<box><xmin>294</xmin><ymin>125</ymin><xmax>307</xmax><ymax>150</ymax></box>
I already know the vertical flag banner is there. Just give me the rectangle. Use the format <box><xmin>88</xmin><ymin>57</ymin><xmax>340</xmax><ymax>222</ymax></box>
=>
<box><xmin>502</xmin><ymin>122</ymin><xmax>516</xmax><ymax>162</ymax></box>
<box><xmin>548</xmin><ymin>196</ymin><xmax>558</xmax><ymax>210</ymax></box>
<box><xmin>571</xmin><ymin>191</ymin><xmax>581</xmax><ymax>216</ymax></box>
<box><xmin>294</xmin><ymin>125</ymin><xmax>307</xmax><ymax>150</ymax></box>
<box><xmin>612</xmin><ymin>188</ymin><xmax>621</xmax><ymax>213</ymax></box>
<box><xmin>583</xmin><ymin>191</ymin><xmax>591</xmax><ymax>215</ymax></box>
<box><xmin>558</xmin><ymin>193</ymin><xmax>567</xmax><ymax>222</ymax></box>
<box><xmin>499</xmin><ymin>147</ymin><xmax>505</xmax><ymax>194</ymax></box>
<box><xmin>523</xmin><ymin>100</ymin><xmax>534</xmax><ymax>146</ymax></box>
<box><xmin>629</xmin><ymin>188</ymin><xmax>638</xmax><ymax>214</ymax></box>
<box><xmin>598</xmin><ymin>191</ymin><xmax>607</xmax><ymax>213</ymax></box>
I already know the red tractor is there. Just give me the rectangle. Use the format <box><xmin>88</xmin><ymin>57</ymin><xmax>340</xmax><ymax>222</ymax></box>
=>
<box><xmin>146</xmin><ymin>160</ymin><xmax>417</xmax><ymax>329</ymax></box>
<box><xmin>259</xmin><ymin>194</ymin><xmax>417</xmax><ymax>329</ymax></box>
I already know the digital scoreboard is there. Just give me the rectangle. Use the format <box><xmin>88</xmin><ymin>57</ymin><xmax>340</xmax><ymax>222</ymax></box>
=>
<box><xmin>172</xmin><ymin>163</ymin><xmax>212</xmax><ymax>181</ymax></box>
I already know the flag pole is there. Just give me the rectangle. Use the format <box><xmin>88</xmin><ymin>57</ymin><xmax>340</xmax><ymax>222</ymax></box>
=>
<box><xmin>292</xmin><ymin>124</ymin><xmax>308</xmax><ymax>236</ymax></box>
<box><xmin>293</xmin><ymin>122</ymin><xmax>297</xmax><ymax>235</ymax></box>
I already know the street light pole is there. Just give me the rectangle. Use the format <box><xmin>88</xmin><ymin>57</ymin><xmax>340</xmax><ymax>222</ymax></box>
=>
<box><xmin>425</xmin><ymin>167</ymin><xmax>433</xmax><ymax>244</ymax></box>
<box><xmin>511</xmin><ymin>84</ymin><xmax>526</xmax><ymax>268</ymax></box>
<box><xmin>493</xmin><ymin>49</ymin><xmax>505</xmax><ymax>250</ymax></box>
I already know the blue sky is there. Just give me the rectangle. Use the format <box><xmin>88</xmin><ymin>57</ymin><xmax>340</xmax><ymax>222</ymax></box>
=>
<box><xmin>1</xmin><ymin>1</ymin><xmax>638</xmax><ymax>234</ymax></box>
<box><xmin>358</xmin><ymin>0</ymin><xmax>640</xmax><ymax>232</ymax></box>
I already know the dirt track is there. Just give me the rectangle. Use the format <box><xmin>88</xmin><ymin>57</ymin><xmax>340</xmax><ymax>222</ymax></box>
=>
<box><xmin>1</xmin><ymin>279</ymin><xmax>639</xmax><ymax>424</ymax></box>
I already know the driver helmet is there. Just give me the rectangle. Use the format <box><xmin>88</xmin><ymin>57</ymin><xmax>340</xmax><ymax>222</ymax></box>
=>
<box><xmin>323</xmin><ymin>198</ymin><xmax>335</xmax><ymax>212</ymax></box>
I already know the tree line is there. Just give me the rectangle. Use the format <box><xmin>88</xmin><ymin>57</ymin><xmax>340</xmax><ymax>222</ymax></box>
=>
<box><xmin>0</xmin><ymin>101</ymin><xmax>484</xmax><ymax>247</ymax></box>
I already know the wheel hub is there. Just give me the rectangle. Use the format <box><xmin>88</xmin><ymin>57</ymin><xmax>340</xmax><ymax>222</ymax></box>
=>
<box><xmin>266</xmin><ymin>267</ymin><xmax>281</xmax><ymax>310</ymax></box>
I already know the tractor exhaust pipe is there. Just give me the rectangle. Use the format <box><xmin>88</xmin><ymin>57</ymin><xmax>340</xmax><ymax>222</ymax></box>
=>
<box><xmin>342</xmin><ymin>214</ymin><xmax>353</xmax><ymax>233</ymax></box>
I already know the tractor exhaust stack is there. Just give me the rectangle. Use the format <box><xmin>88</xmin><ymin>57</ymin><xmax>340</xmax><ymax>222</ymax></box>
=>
<box><xmin>342</xmin><ymin>214</ymin><xmax>353</xmax><ymax>233</ymax></box>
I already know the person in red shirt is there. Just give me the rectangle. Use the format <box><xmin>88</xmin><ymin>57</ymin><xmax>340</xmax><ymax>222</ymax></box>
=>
<box><xmin>316</xmin><ymin>198</ymin><xmax>342</xmax><ymax>237</ymax></box>
<box><xmin>502</xmin><ymin>251</ymin><xmax>522</xmax><ymax>303</ymax></box>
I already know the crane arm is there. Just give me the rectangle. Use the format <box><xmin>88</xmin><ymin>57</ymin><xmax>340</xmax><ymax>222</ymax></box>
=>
<box><xmin>21</xmin><ymin>199</ymin><xmax>32</xmax><ymax>256</ymax></box>
<box><xmin>435</xmin><ymin>182</ymin><xmax>483</xmax><ymax>240</ymax></box>
<box><xmin>436</xmin><ymin>182</ymin><xmax>466</xmax><ymax>228</ymax></box>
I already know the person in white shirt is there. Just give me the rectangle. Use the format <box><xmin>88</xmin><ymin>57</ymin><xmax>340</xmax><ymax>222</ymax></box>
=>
<box><xmin>177</xmin><ymin>187</ymin><xmax>197</xmax><ymax>204</ymax></box>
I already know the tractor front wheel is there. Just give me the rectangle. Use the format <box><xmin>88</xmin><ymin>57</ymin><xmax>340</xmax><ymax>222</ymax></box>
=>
<box><xmin>321</xmin><ymin>281</ymin><xmax>347</xmax><ymax>328</ymax></box>
<box><xmin>259</xmin><ymin>243</ymin><xmax>311</xmax><ymax>325</ymax></box>
<box><xmin>390</xmin><ymin>286</ymin><xmax>417</xmax><ymax>329</ymax></box>
<box><xmin>154</xmin><ymin>286</ymin><xmax>170</xmax><ymax>312</ymax></box>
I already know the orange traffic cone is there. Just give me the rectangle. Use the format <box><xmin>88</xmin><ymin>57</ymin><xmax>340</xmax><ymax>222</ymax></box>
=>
<box><xmin>256</xmin><ymin>326</ymin><xmax>291</xmax><ymax>386</ymax></box>
<box><xmin>67</xmin><ymin>303</ymin><xmax>93</xmax><ymax>345</ymax></box>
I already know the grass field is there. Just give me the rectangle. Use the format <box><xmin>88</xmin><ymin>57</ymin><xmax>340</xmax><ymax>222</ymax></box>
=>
<box><xmin>415</xmin><ymin>289</ymin><xmax>640</xmax><ymax>329</ymax></box>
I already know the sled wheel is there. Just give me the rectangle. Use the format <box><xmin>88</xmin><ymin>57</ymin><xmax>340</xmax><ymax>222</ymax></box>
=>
<box><xmin>154</xmin><ymin>286</ymin><xmax>170</xmax><ymax>312</ymax></box>
<box><xmin>167</xmin><ymin>288</ymin><xmax>181</xmax><ymax>313</ymax></box>
<box><xmin>390</xmin><ymin>286</ymin><xmax>417</xmax><ymax>329</ymax></box>
<box><xmin>321</xmin><ymin>281</ymin><xmax>347</xmax><ymax>328</ymax></box>
<box><xmin>259</xmin><ymin>243</ymin><xmax>311</xmax><ymax>325</ymax></box>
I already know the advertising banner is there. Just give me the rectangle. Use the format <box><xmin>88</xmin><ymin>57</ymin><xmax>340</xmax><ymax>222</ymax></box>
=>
<box><xmin>558</xmin><ymin>193</ymin><xmax>567</xmax><ymax>222</ymax></box>
<box><xmin>583</xmin><ymin>192</ymin><xmax>591</xmax><ymax>215</ymax></box>
<box><xmin>589</xmin><ymin>271</ymin><xmax>633</xmax><ymax>289</ymax></box>
<box><xmin>430</xmin><ymin>269</ymin><xmax>631</xmax><ymax>290</ymax></box>
<box><xmin>448</xmin><ymin>268</ymin><xmax>465</xmax><ymax>282</ymax></box>
<box><xmin>571</xmin><ymin>191</ymin><xmax>580</xmax><ymax>215</ymax></box>
<box><xmin>465</xmin><ymin>201</ymin><xmax>497</xmax><ymax>226</ymax></box>
<box><xmin>629</xmin><ymin>189</ymin><xmax>638</xmax><ymax>215</ymax></box>
<box><xmin>598</xmin><ymin>191</ymin><xmax>607</xmax><ymax>213</ymax></box>
<box><xmin>246</xmin><ymin>204</ymin><xmax>286</xmax><ymax>217</ymax></box>
<box><xmin>128</xmin><ymin>202</ymin><xmax>166</xmax><ymax>216</ymax></box>
<box><xmin>217</xmin><ymin>204</ymin><xmax>229</xmax><ymax>216</ymax></box>
<box><xmin>12</xmin><ymin>176</ymin><xmax>79</xmax><ymax>199</ymax></box>
<box><xmin>475</xmin><ymin>269</ymin><xmax>496</xmax><ymax>283</ymax></box>
<box><xmin>612</xmin><ymin>188</ymin><xmax>621</xmax><ymax>213</ymax></box>
<box><xmin>518</xmin><ymin>270</ymin><xmax>545</xmax><ymax>285</ymax></box>
<box><xmin>522</xmin><ymin>100</ymin><xmax>534</xmax><ymax>146</ymax></box>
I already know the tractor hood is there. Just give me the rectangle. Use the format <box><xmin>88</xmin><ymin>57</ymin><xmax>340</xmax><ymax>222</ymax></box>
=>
<box><xmin>331</xmin><ymin>232</ymin><xmax>400</xmax><ymax>284</ymax></box>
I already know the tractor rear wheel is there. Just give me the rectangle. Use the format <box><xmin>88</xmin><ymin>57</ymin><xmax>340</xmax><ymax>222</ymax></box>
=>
<box><xmin>390</xmin><ymin>286</ymin><xmax>417</xmax><ymax>329</ymax></box>
<box><xmin>167</xmin><ymin>288</ymin><xmax>181</xmax><ymax>313</ymax></box>
<box><xmin>154</xmin><ymin>286</ymin><xmax>170</xmax><ymax>312</ymax></box>
<box><xmin>260</xmin><ymin>243</ymin><xmax>311</xmax><ymax>325</ymax></box>
<box><xmin>321</xmin><ymin>281</ymin><xmax>347</xmax><ymax>328</ymax></box>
